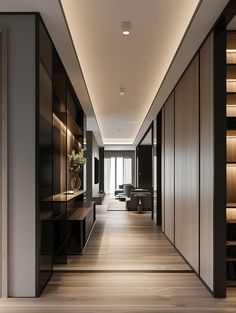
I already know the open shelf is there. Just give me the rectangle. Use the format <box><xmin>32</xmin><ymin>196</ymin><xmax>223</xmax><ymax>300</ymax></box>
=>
<box><xmin>53</xmin><ymin>190</ymin><xmax>85</xmax><ymax>203</ymax></box>
<box><xmin>227</xmin><ymin>241</ymin><xmax>236</xmax><ymax>246</ymax></box>
<box><xmin>227</xmin><ymin>117</ymin><xmax>236</xmax><ymax>129</ymax></box>
<box><xmin>53</xmin><ymin>111</ymin><xmax>83</xmax><ymax>137</ymax></box>
<box><xmin>226</xmin><ymin>31</ymin><xmax>236</xmax><ymax>284</ymax></box>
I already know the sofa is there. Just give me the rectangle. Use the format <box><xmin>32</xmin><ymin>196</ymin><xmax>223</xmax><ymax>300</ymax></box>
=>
<box><xmin>115</xmin><ymin>184</ymin><xmax>134</xmax><ymax>197</ymax></box>
<box><xmin>114</xmin><ymin>184</ymin><xmax>124</xmax><ymax>196</ymax></box>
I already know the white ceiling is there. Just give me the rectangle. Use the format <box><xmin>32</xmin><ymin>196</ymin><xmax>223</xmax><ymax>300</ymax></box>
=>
<box><xmin>134</xmin><ymin>0</ymin><xmax>229</xmax><ymax>145</ymax></box>
<box><xmin>60</xmin><ymin>0</ymin><xmax>200</xmax><ymax>145</ymax></box>
<box><xmin>0</xmin><ymin>0</ymin><xmax>230</xmax><ymax>147</ymax></box>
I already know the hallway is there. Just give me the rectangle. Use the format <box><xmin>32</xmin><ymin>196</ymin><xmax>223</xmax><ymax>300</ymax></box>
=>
<box><xmin>1</xmin><ymin>196</ymin><xmax>236</xmax><ymax>312</ymax></box>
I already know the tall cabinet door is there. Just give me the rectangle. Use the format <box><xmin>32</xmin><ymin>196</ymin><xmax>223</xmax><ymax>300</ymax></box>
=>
<box><xmin>164</xmin><ymin>92</ymin><xmax>175</xmax><ymax>243</ymax></box>
<box><xmin>175</xmin><ymin>55</ymin><xmax>199</xmax><ymax>272</ymax></box>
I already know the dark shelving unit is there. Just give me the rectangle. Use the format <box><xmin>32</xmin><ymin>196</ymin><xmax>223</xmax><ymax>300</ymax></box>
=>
<box><xmin>226</xmin><ymin>31</ymin><xmax>236</xmax><ymax>286</ymax></box>
<box><xmin>37</xmin><ymin>16</ymin><xmax>95</xmax><ymax>296</ymax></box>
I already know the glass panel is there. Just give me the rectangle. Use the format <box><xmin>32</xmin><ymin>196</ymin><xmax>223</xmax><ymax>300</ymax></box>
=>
<box><xmin>124</xmin><ymin>158</ymin><xmax>132</xmax><ymax>184</ymax></box>
<box><xmin>116</xmin><ymin>157</ymin><xmax>123</xmax><ymax>189</ymax></box>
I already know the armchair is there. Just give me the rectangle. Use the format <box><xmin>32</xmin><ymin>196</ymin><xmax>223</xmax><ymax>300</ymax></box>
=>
<box><xmin>126</xmin><ymin>191</ymin><xmax>152</xmax><ymax>211</ymax></box>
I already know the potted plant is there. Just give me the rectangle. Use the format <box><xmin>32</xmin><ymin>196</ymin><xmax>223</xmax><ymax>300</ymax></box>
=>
<box><xmin>67</xmin><ymin>149</ymin><xmax>86</xmax><ymax>190</ymax></box>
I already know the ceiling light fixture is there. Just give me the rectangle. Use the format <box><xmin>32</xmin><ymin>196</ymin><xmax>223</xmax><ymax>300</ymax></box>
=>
<box><xmin>119</xmin><ymin>87</ymin><xmax>125</xmax><ymax>95</ymax></box>
<box><xmin>121</xmin><ymin>21</ymin><xmax>131</xmax><ymax>36</ymax></box>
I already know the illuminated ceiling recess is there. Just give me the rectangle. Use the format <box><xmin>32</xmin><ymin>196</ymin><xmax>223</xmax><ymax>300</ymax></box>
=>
<box><xmin>60</xmin><ymin>0</ymin><xmax>200</xmax><ymax>145</ymax></box>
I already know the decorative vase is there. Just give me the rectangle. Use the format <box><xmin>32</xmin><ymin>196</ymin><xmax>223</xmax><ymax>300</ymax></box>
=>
<box><xmin>71</xmin><ymin>174</ymin><xmax>81</xmax><ymax>191</ymax></box>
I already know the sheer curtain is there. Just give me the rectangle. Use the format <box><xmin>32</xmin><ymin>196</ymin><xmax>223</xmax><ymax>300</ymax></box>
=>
<box><xmin>104</xmin><ymin>157</ymin><xmax>115</xmax><ymax>194</ymax></box>
<box><xmin>116</xmin><ymin>157</ymin><xmax>123</xmax><ymax>189</ymax></box>
<box><xmin>104</xmin><ymin>157</ymin><xmax>132</xmax><ymax>194</ymax></box>
<box><xmin>124</xmin><ymin>158</ymin><xmax>132</xmax><ymax>184</ymax></box>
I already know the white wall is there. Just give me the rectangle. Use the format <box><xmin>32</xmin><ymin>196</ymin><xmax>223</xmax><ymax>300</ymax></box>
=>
<box><xmin>0</xmin><ymin>15</ymin><xmax>36</xmax><ymax>297</ymax></box>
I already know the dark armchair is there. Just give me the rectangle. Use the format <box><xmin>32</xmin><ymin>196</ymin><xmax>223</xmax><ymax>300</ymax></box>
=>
<box><xmin>126</xmin><ymin>191</ymin><xmax>152</xmax><ymax>211</ymax></box>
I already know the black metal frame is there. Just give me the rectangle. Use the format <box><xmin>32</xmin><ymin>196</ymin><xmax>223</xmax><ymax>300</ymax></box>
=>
<box><xmin>136</xmin><ymin>122</ymin><xmax>154</xmax><ymax>218</ymax></box>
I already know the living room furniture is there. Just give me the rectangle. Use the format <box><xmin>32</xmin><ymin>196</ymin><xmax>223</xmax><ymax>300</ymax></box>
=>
<box><xmin>64</xmin><ymin>201</ymin><xmax>96</xmax><ymax>254</ymax></box>
<box><xmin>126</xmin><ymin>191</ymin><xmax>152</xmax><ymax>211</ymax></box>
<box><xmin>54</xmin><ymin>199</ymin><xmax>96</xmax><ymax>256</ymax></box>
<box><xmin>114</xmin><ymin>184</ymin><xmax>124</xmax><ymax>196</ymax></box>
<box><xmin>134</xmin><ymin>193</ymin><xmax>147</xmax><ymax>213</ymax></box>
<box><xmin>93</xmin><ymin>191</ymin><xmax>105</xmax><ymax>204</ymax></box>
<box><xmin>123</xmin><ymin>184</ymin><xmax>135</xmax><ymax>197</ymax></box>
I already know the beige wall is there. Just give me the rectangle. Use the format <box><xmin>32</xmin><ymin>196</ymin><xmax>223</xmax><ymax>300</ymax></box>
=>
<box><xmin>0</xmin><ymin>15</ymin><xmax>36</xmax><ymax>297</ymax></box>
<box><xmin>0</xmin><ymin>28</ymin><xmax>8</xmax><ymax>299</ymax></box>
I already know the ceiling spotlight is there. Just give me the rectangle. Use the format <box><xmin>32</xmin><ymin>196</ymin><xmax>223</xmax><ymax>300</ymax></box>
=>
<box><xmin>121</xmin><ymin>21</ymin><xmax>131</xmax><ymax>36</ymax></box>
<box><xmin>119</xmin><ymin>87</ymin><xmax>125</xmax><ymax>95</ymax></box>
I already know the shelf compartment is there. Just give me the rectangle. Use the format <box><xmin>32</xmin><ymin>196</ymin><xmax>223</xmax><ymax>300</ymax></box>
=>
<box><xmin>227</xmin><ymin>223</ymin><xmax>236</xmax><ymax>241</ymax></box>
<box><xmin>227</xmin><ymin>32</ymin><xmax>236</xmax><ymax>51</ymax></box>
<box><xmin>52</xmin><ymin>190</ymin><xmax>85</xmax><ymax>203</ymax></box>
<box><xmin>227</xmin><ymin>94</ymin><xmax>236</xmax><ymax>117</ymax></box>
<box><xmin>227</xmin><ymin>165</ymin><xmax>236</xmax><ymax>204</ymax></box>
<box><xmin>53</xmin><ymin>112</ymin><xmax>83</xmax><ymax>137</ymax></box>
<box><xmin>226</xmin><ymin>31</ymin><xmax>236</xmax><ymax>64</ymax></box>
<box><xmin>227</xmin><ymin>241</ymin><xmax>236</xmax><ymax>246</ymax></box>
<box><xmin>227</xmin><ymin>260</ymin><xmax>236</xmax><ymax>281</ymax></box>
<box><xmin>227</xmin><ymin>65</ymin><xmax>236</xmax><ymax>92</ymax></box>
<box><xmin>227</xmin><ymin>117</ymin><xmax>236</xmax><ymax>129</ymax></box>
<box><xmin>227</xmin><ymin>130</ymin><xmax>236</xmax><ymax>162</ymax></box>
<box><xmin>227</xmin><ymin>280</ymin><xmax>236</xmax><ymax>287</ymax></box>
<box><xmin>227</xmin><ymin>208</ymin><xmax>236</xmax><ymax>226</ymax></box>
<box><xmin>227</xmin><ymin>105</ymin><xmax>236</xmax><ymax>117</ymax></box>
<box><xmin>227</xmin><ymin>203</ymin><xmax>236</xmax><ymax>209</ymax></box>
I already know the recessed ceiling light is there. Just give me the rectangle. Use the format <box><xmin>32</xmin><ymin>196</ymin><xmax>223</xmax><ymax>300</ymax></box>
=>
<box><xmin>121</xmin><ymin>21</ymin><xmax>131</xmax><ymax>36</ymax></box>
<box><xmin>119</xmin><ymin>87</ymin><xmax>125</xmax><ymax>95</ymax></box>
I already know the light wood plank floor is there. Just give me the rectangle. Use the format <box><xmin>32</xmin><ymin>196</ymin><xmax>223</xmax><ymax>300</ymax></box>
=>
<box><xmin>54</xmin><ymin>195</ymin><xmax>190</xmax><ymax>271</ymax></box>
<box><xmin>2</xmin><ymin>273</ymin><xmax>236</xmax><ymax>313</ymax></box>
<box><xmin>1</xmin><ymin>195</ymin><xmax>236</xmax><ymax>312</ymax></box>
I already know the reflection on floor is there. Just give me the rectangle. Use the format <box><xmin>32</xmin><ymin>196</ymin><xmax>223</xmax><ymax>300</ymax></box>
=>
<box><xmin>1</xmin><ymin>195</ymin><xmax>236</xmax><ymax>312</ymax></box>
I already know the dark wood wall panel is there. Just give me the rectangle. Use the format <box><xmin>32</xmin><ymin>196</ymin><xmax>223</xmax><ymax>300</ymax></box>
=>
<box><xmin>175</xmin><ymin>55</ymin><xmax>199</xmax><ymax>272</ymax></box>
<box><xmin>138</xmin><ymin>145</ymin><xmax>153</xmax><ymax>191</ymax></box>
<box><xmin>164</xmin><ymin>92</ymin><xmax>175</xmax><ymax>243</ymax></box>
<box><xmin>200</xmin><ymin>33</ymin><xmax>214</xmax><ymax>290</ymax></box>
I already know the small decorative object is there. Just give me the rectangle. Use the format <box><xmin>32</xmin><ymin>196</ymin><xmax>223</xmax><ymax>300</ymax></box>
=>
<box><xmin>67</xmin><ymin>149</ymin><xmax>86</xmax><ymax>191</ymax></box>
<box><xmin>64</xmin><ymin>190</ymin><xmax>74</xmax><ymax>195</ymax></box>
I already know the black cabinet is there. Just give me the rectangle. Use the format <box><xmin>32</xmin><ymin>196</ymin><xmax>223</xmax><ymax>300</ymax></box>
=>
<box><xmin>37</xmin><ymin>16</ymin><xmax>87</xmax><ymax>295</ymax></box>
<box><xmin>55</xmin><ymin>201</ymin><xmax>96</xmax><ymax>255</ymax></box>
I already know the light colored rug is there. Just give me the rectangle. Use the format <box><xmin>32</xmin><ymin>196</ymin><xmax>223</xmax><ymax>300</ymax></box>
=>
<box><xmin>106</xmin><ymin>196</ymin><xmax>127</xmax><ymax>211</ymax></box>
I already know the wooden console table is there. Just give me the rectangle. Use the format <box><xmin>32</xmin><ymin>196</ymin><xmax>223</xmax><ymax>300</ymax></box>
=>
<box><xmin>54</xmin><ymin>200</ymin><xmax>96</xmax><ymax>258</ymax></box>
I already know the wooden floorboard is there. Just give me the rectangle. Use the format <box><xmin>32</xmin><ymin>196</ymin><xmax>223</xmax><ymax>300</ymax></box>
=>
<box><xmin>1</xmin><ymin>195</ymin><xmax>236</xmax><ymax>312</ymax></box>
<box><xmin>1</xmin><ymin>273</ymin><xmax>236</xmax><ymax>312</ymax></box>
<box><xmin>54</xmin><ymin>195</ymin><xmax>190</xmax><ymax>271</ymax></box>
